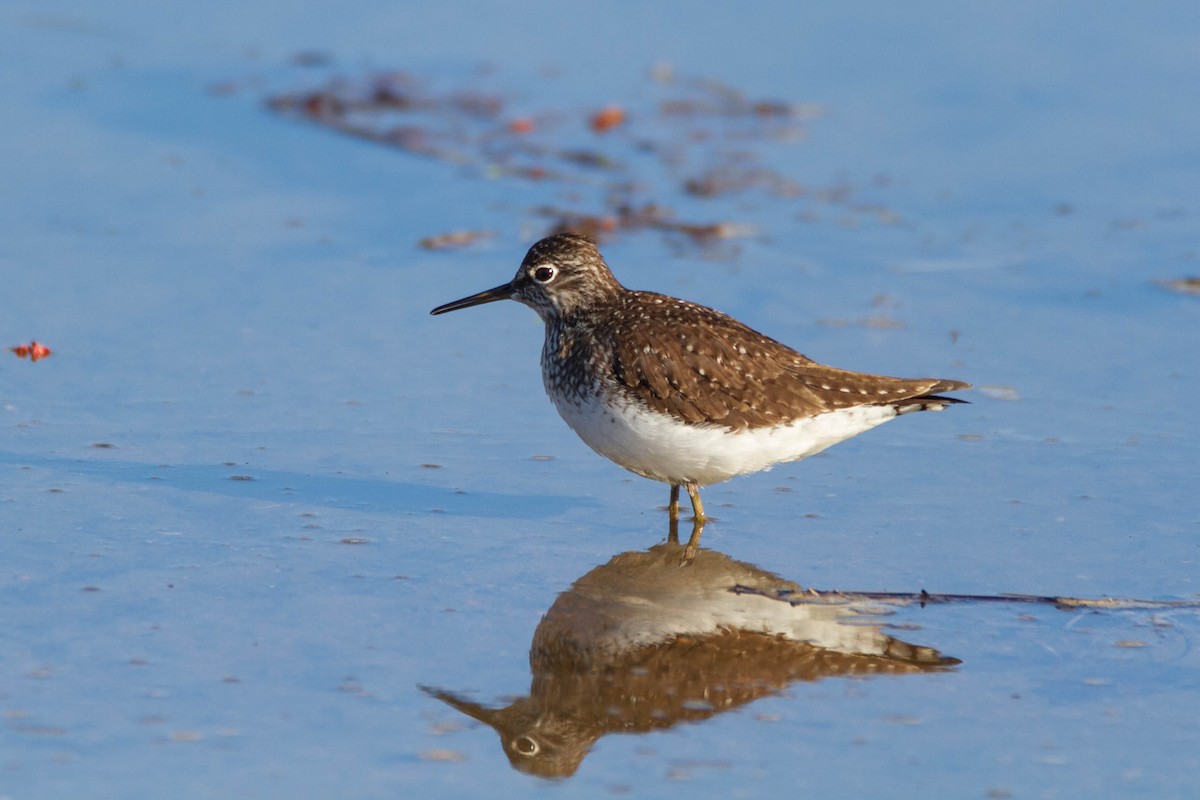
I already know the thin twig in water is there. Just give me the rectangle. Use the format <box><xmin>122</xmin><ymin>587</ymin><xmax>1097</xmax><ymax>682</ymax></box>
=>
<box><xmin>730</xmin><ymin>585</ymin><xmax>1200</xmax><ymax>611</ymax></box>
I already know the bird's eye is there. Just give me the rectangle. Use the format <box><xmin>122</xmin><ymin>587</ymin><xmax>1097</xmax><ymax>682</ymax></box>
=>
<box><xmin>533</xmin><ymin>265</ymin><xmax>556</xmax><ymax>283</ymax></box>
<box><xmin>512</xmin><ymin>736</ymin><xmax>540</xmax><ymax>756</ymax></box>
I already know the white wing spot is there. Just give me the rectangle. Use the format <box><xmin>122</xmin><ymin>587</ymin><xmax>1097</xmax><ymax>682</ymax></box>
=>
<box><xmin>838</xmin><ymin>387</ymin><xmax>850</xmax><ymax>393</ymax></box>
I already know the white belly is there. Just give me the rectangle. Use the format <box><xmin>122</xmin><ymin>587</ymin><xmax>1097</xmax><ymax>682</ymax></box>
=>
<box><xmin>550</xmin><ymin>390</ymin><xmax>898</xmax><ymax>486</ymax></box>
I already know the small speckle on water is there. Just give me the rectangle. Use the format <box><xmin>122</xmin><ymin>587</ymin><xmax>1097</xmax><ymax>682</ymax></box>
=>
<box><xmin>979</xmin><ymin>385</ymin><xmax>1020</xmax><ymax>401</ymax></box>
<box><xmin>1158</xmin><ymin>276</ymin><xmax>1200</xmax><ymax>295</ymax></box>
<box><xmin>882</xmin><ymin>715</ymin><xmax>923</xmax><ymax>725</ymax></box>
<box><xmin>21</xmin><ymin>725</ymin><xmax>67</xmax><ymax>737</ymax></box>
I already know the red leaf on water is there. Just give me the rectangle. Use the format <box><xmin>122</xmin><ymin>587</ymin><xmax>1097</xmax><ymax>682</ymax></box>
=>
<box><xmin>589</xmin><ymin>105</ymin><xmax>626</xmax><ymax>132</ymax></box>
<box><xmin>508</xmin><ymin>117</ymin><xmax>536</xmax><ymax>134</ymax></box>
<box><xmin>10</xmin><ymin>341</ymin><xmax>53</xmax><ymax>362</ymax></box>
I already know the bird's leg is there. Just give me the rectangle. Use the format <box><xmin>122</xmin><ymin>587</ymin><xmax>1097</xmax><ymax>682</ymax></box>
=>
<box><xmin>668</xmin><ymin>484</ymin><xmax>681</xmax><ymax>522</ymax></box>
<box><xmin>684</xmin><ymin>482</ymin><xmax>706</xmax><ymax>523</ymax></box>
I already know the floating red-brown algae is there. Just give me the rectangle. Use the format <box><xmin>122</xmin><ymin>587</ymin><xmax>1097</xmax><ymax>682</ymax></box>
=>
<box><xmin>9</xmin><ymin>341</ymin><xmax>53</xmax><ymax>362</ymax></box>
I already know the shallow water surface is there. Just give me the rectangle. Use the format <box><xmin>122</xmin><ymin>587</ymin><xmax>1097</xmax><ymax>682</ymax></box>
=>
<box><xmin>2</xmin><ymin>2</ymin><xmax>1198</xmax><ymax>798</ymax></box>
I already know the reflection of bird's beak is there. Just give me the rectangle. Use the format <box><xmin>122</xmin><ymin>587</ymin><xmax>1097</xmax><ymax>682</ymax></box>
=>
<box><xmin>419</xmin><ymin>685</ymin><xmax>501</xmax><ymax>726</ymax></box>
<box><xmin>430</xmin><ymin>283</ymin><xmax>513</xmax><ymax>315</ymax></box>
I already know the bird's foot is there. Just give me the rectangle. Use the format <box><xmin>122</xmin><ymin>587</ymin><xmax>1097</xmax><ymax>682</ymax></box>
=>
<box><xmin>679</xmin><ymin>517</ymin><xmax>706</xmax><ymax>565</ymax></box>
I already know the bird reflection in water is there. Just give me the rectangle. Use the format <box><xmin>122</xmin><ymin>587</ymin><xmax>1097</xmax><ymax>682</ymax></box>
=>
<box><xmin>422</xmin><ymin>540</ymin><xmax>959</xmax><ymax>779</ymax></box>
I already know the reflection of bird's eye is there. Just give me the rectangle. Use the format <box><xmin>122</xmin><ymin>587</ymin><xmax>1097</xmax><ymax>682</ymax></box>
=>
<box><xmin>533</xmin><ymin>266</ymin><xmax>556</xmax><ymax>283</ymax></box>
<box><xmin>512</xmin><ymin>736</ymin><xmax>540</xmax><ymax>756</ymax></box>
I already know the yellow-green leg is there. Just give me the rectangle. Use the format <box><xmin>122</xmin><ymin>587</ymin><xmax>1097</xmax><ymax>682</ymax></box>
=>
<box><xmin>668</xmin><ymin>484</ymin><xmax>681</xmax><ymax>522</ymax></box>
<box><xmin>684</xmin><ymin>481</ymin><xmax>706</xmax><ymax>523</ymax></box>
<box><xmin>682</xmin><ymin>482</ymin><xmax>706</xmax><ymax>560</ymax></box>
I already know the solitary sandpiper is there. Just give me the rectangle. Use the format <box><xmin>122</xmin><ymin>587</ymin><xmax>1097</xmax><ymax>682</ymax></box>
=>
<box><xmin>432</xmin><ymin>234</ymin><xmax>969</xmax><ymax>547</ymax></box>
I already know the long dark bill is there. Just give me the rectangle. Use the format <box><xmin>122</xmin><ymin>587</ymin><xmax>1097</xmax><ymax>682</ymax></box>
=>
<box><xmin>417</xmin><ymin>685</ymin><xmax>500</xmax><ymax>726</ymax></box>
<box><xmin>430</xmin><ymin>283</ymin><xmax>513</xmax><ymax>315</ymax></box>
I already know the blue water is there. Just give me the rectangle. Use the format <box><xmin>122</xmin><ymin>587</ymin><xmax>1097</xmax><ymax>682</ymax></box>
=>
<box><xmin>2</xmin><ymin>2</ymin><xmax>1197</xmax><ymax>798</ymax></box>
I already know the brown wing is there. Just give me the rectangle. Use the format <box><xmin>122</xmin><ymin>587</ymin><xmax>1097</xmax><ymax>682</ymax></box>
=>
<box><xmin>607</xmin><ymin>292</ymin><xmax>970</xmax><ymax>429</ymax></box>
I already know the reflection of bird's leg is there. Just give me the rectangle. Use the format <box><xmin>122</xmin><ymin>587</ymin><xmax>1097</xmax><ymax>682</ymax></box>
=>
<box><xmin>667</xmin><ymin>484</ymin><xmax>683</xmax><ymax>544</ymax></box>
<box><xmin>683</xmin><ymin>517</ymin><xmax>705</xmax><ymax>562</ymax></box>
<box><xmin>682</xmin><ymin>483</ymin><xmax>707</xmax><ymax>560</ymax></box>
<box><xmin>670</xmin><ymin>483</ymin><xmax>707</xmax><ymax>558</ymax></box>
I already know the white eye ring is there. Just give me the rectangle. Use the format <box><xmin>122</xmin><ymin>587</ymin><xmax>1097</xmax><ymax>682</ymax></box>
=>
<box><xmin>512</xmin><ymin>736</ymin><xmax>540</xmax><ymax>755</ymax></box>
<box><xmin>532</xmin><ymin>264</ymin><xmax>556</xmax><ymax>283</ymax></box>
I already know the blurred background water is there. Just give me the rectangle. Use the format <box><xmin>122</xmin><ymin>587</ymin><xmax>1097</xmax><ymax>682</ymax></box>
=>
<box><xmin>2</xmin><ymin>2</ymin><xmax>1197</xmax><ymax>798</ymax></box>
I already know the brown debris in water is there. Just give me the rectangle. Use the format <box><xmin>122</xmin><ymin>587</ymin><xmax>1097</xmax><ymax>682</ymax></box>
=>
<box><xmin>9</xmin><ymin>341</ymin><xmax>53</xmax><ymax>362</ymax></box>
<box><xmin>537</xmin><ymin>203</ymin><xmax>755</xmax><ymax>245</ymax></box>
<box><xmin>588</xmin><ymin>105</ymin><xmax>627</xmax><ymax>133</ymax></box>
<box><xmin>418</xmin><ymin>230</ymin><xmax>495</xmax><ymax>250</ymax></box>
<box><xmin>1158</xmin><ymin>276</ymin><xmax>1200</xmax><ymax>296</ymax></box>
<box><xmin>262</xmin><ymin>61</ymin><xmax>891</xmax><ymax>248</ymax></box>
